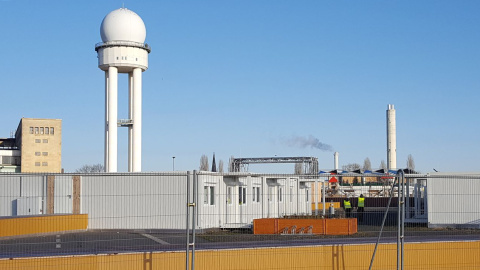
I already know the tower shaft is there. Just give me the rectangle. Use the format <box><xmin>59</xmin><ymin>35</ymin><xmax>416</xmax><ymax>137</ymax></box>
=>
<box><xmin>106</xmin><ymin>67</ymin><xmax>118</xmax><ymax>172</ymax></box>
<box><xmin>387</xmin><ymin>104</ymin><xmax>397</xmax><ymax>170</ymax></box>
<box><xmin>130</xmin><ymin>68</ymin><xmax>142</xmax><ymax>172</ymax></box>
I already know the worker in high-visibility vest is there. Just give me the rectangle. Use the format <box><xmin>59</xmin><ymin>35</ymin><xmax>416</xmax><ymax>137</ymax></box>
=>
<box><xmin>357</xmin><ymin>194</ymin><xmax>365</xmax><ymax>223</ymax></box>
<box><xmin>343</xmin><ymin>197</ymin><xmax>352</xmax><ymax>218</ymax></box>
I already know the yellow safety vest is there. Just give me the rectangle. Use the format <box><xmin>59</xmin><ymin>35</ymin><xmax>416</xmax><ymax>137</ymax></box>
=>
<box><xmin>358</xmin><ymin>197</ymin><xmax>365</xmax><ymax>207</ymax></box>
<box><xmin>344</xmin><ymin>200</ymin><xmax>352</xmax><ymax>209</ymax></box>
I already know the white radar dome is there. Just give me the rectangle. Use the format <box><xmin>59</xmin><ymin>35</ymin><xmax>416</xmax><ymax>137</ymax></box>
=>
<box><xmin>100</xmin><ymin>8</ymin><xmax>146</xmax><ymax>43</ymax></box>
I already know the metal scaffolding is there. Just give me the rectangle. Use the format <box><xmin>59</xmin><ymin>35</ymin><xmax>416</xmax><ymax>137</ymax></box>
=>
<box><xmin>229</xmin><ymin>156</ymin><xmax>319</xmax><ymax>174</ymax></box>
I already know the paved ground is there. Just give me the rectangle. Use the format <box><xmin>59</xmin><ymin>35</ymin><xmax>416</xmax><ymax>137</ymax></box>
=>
<box><xmin>1</xmin><ymin>227</ymin><xmax>479</xmax><ymax>259</ymax></box>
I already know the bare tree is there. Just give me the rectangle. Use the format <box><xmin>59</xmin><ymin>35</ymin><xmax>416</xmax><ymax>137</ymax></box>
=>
<box><xmin>407</xmin><ymin>154</ymin><xmax>415</xmax><ymax>170</ymax></box>
<box><xmin>363</xmin><ymin>158</ymin><xmax>372</xmax><ymax>171</ymax></box>
<box><xmin>75</xmin><ymin>164</ymin><xmax>105</xmax><ymax>173</ymax></box>
<box><xmin>200</xmin><ymin>155</ymin><xmax>209</xmax><ymax>171</ymax></box>
<box><xmin>218</xmin><ymin>160</ymin><xmax>224</xmax><ymax>173</ymax></box>
<box><xmin>294</xmin><ymin>163</ymin><xmax>303</xmax><ymax>174</ymax></box>
<box><xmin>342</xmin><ymin>163</ymin><xmax>360</xmax><ymax>171</ymax></box>
<box><xmin>379</xmin><ymin>160</ymin><xmax>387</xmax><ymax>171</ymax></box>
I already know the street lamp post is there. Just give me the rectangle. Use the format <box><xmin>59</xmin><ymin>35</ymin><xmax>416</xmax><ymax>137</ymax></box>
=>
<box><xmin>172</xmin><ymin>156</ymin><xmax>175</xmax><ymax>171</ymax></box>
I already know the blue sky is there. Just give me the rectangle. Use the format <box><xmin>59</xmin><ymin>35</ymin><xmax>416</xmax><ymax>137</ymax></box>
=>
<box><xmin>1</xmin><ymin>1</ymin><xmax>479</xmax><ymax>173</ymax></box>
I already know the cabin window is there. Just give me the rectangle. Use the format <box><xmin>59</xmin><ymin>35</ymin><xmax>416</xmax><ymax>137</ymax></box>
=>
<box><xmin>209</xmin><ymin>186</ymin><xmax>215</xmax><ymax>205</ymax></box>
<box><xmin>227</xmin><ymin>187</ymin><xmax>232</xmax><ymax>204</ymax></box>
<box><xmin>204</xmin><ymin>186</ymin><xmax>209</xmax><ymax>205</ymax></box>
<box><xmin>204</xmin><ymin>186</ymin><xmax>215</xmax><ymax>205</ymax></box>
<box><xmin>253</xmin><ymin>187</ymin><xmax>260</xmax><ymax>203</ymax></box>
<box><xmin>239</xmin><ymin>187</ymin><xmax>246</xmax><ymax>205</ymax></box>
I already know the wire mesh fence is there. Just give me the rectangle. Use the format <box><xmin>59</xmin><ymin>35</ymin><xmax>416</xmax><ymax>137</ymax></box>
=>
<box><xmin>0</xmin><ymin>171</ymin><xmax>479</xmax><ymax>269</ymax></box>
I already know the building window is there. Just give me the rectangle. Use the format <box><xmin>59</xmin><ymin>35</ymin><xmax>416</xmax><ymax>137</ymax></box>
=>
<box><xmin>227</xmin><ymin>187</ymin><xmax>232</xmax><ymax>204</ymax></box>
<box><xmin>290</xmin><ymin>187</ymin><xmax>293</xmax><ymax>203</ymax></box>
<box><xmin>51</xmin><ymin>127</ymin><xmax>54</xmax><ymax>135</ymax></box>
<box><xmin>45</xmin><ymin>127</ymin><xmax>49</xmax><ymax>135</ymax></box>
<box><xmin>35</xmin><ymin>139</ymin><xmax>41</xmax><ymax>143</ymax></box>
<box><xmin>42</xmin><ymin>152</ymin><xmax>48</xmax><ymax>156</ymax></box>
<box><xmin>209</xmin><ymin>186</ymin><xmax>215</xmax><ymax>205</ymax></box>
<box><xmin>204</xmin><ymin>186</ymin><xmax>209</xmax><ymax>205</ymax></box>
<box><xmin>239</xmin><ymin>187</ymin><xmax>246</xmax><ymax>205</ymax></box>
<box><xmin>29</xmin><ymin>127</ymin><xmax>34</xmax><ymax>134</ymax></box>
<box><xmin>35</xmin><ymin>127</ymin><xmax>39</xmax><ymax>134</ymax></box>
<box><xmin>35</xmin><ymin>152</ymin><xmax>41</xmax><ymax>156</ymax></box>
<box><xmin>203</xmin><ymin>186</ymin><xmax>215</xmax><ymax>205</ymax></box>
<box><xmin>306</xmin><ymin>190</ymin><xmax>309</xmax><ymax>202</ymax></box>
<box><xmin>279</xmin><ymin>187</ymin><xmax>283</xmax><ymax>202</ymax></box>
<box><xmin>40</xmin><ymin>127</ymin><xmax>44</xmax><ymax>134</ymax></box>
<box><xmin>252</xmin><ymin>187</ymin><xmax>261</xmax><ymax>203</ymax></box>
<box><xmin>35</xmin><ymin>162</ymin><xmax>40</xmax><ymax>166</ymax></box>
<box><xmin>43</xmin><ymin>139</ymin><xmax>48</xmax><ymax>143</ymax></box>
<box><xmin>42</xmin><ymin>162</ymin><xmax>48</xmax><ymax>166</ymax></box>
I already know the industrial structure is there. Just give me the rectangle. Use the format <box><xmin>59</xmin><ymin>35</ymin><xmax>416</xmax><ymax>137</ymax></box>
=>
<box><xmin>0</xmin><ymin>118</ymin><xmax>61</xmax><ymax>173</ymax></box>
<box><xmin>95</xmin><ymin>8</ymin><xmax>151</xmax><ymax>172</ymax></box>
<box><xmin>386</xmin><ymin>104</ymin><xmax>397</xmax><ymax>170</ymax></box>
<box><xmin>230</xmin><ymin>156</ymin><xmax>319</xmax><ymax>174</ymax></box>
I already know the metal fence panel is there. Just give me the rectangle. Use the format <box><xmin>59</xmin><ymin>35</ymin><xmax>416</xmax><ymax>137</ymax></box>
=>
<box><xmin>0</xmin><ymin>172</ymin><xmax>479</xmax><ymax>269</ymax></box>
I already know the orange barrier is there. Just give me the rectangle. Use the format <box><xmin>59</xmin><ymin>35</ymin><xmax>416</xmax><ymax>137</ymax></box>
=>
<box><xmin>253</xmin><ymin>218</ymin><xmax>357</xmax><ymax>235</ymax></box>
<box><xmin>0</xmin><ymin>214</ymin><xmax>88</xmax><ymax>238</ymax></box>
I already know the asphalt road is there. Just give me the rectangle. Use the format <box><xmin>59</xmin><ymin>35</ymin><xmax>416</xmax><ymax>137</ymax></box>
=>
<box><xmin>1</xmin><ymin>228</ymin><xmax>479</xmax><ymax>259</ymax></box>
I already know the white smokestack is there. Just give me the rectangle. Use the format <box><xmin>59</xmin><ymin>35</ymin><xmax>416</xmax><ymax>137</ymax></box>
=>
<box><xmin>334</xmin><ymin>152</ymin><xmax>339</xmax><ymax>170</ymax></box>
<box><xmin>387</xmin><ymin>104</ymin><xmax>397</xmax><ymax>170</ymax></box>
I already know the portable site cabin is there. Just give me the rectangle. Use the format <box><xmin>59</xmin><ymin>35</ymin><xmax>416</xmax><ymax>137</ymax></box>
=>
<box><xmin>0</xmin><ymin>172</ymin><xmax>313</xmax><ymax>231</ymax></box>
<box><xmin>405</xmin><ymin>173</ymin><xmax>480</xmax><ymax>228</ymax></box>
<box><xmin>216</xmin><ymin>173</ymin><xmax>311</xmax><ymax>229</ymax></box>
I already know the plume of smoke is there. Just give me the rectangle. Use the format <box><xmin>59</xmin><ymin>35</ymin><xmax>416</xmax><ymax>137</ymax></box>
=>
<box><xmin>284</xmin><ymin>135</ymin><xmax>333</xmax><ymax>152</ymax></box>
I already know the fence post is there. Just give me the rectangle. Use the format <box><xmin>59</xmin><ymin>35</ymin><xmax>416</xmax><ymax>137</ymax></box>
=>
<box><xmin>397</xmin><ymin>173</ymin><xmax>401</xmax><ymax>270</ymax></box>
<box><xmin>400</xmin><ymin>170</ymin><xmax>405</xmax><ymax>270</ymax></box>
<box><xmin>186</xmin><ymin>171</ymin><xmax>190</xmax><ymax>270</ymax></box>
<box><xmin>192</xmin><ymin>170</ymin><xmax>197</xmax><ymax>270</ymax></box>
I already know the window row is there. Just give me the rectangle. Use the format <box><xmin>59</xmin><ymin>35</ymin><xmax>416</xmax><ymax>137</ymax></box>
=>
<box><xmin>1</xmin><ymin>156</ymin><xmax>20</xmax><ymax>166</ymax></box>
<box><xmin>227</xmin><ymin>186</ymin><xmax>308</xmax><ymax>205</ymax></box>
<box><xmin>35</xmin><ymin>139</ymin><xmax>48</xmax><ymax>143</ymax></box>
<box><xmin>227</xmin><ymin>186</ymin><xmax>262</xmax><ymax>205</ymax></box>
<box><xmin>206</xmin><ymin>186</ymin><xmax>309</xmax><ymax>206</ymax></box>
<box><xmin>29</xmin><ymin>127</ymin><xmax>55</xmax><ymax>135</ymax></box>
<box><xmin>35</xmin><ymin>162</ymin><xmax>48</xmax><ymax>166</ymax></box>
<box><xmin>116</xmin><ymin>56</ymin><xmax>140</xmax><ymax>61</ymax></box>
<box><xmin>34</xmin><ymin>152</ymin><xmax>48</xmax><ymax>156</ymax></box>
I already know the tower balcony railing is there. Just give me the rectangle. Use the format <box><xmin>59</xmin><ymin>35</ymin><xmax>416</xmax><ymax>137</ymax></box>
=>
<box><xmin>95</xmin><ymin>41</ymin><xmax>151</xmax><ymax>53</ymax></box>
